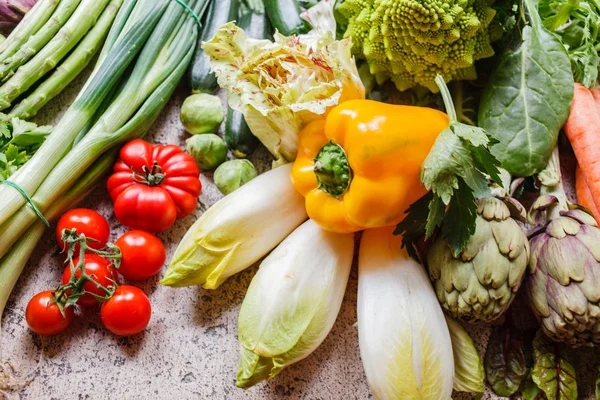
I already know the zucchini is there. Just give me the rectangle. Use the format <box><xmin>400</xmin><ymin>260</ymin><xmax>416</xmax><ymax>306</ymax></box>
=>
<box><xmin>225</xmin><ymin>106</ymin><xmax>259</xmax><ymax>158</ymax></box>
<box><xmin>190</xmin><ymin>0</ymin><xmax>239</xmax><ymax>93</ymax></box>
<box><xmin>263</xmin><ymin>0</ymin><xmax>305</xmax><ymax>36</ymax></box>
<box><xmin>224</xmin><ymin>3</ymin><xmax>270</xmax><ymax>158</ymax></box>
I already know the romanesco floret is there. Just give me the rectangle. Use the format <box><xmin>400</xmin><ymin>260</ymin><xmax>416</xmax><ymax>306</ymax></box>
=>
<box><xmin>338</xmin><ymin>0</ymin><xmax>497</xmax><ymax>91</ymax></box>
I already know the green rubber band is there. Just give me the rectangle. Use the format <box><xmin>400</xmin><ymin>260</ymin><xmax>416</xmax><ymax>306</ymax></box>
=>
<box><xmin>1</xmin><ymin>180</ymin><xmax>50</xmax><ymax>227</ymax></box>
<box><xmin>173</xmin><ymin>0</ymin><xmax>201</xmax><ymax>30</ymax></box>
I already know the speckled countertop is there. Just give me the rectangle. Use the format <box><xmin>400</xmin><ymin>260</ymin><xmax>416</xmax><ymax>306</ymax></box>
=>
<box><xmin>0</xmin><ymin>71</ymin><xmax>597</xmax><ymax>400</ymax></box>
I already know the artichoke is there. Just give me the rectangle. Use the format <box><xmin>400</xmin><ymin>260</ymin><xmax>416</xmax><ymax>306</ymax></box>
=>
<box><xmin>427</xmin><ymin>197</ymin><xmax>530</xmax><ymax>323</ymax></box>
<box><xmin>526</xmin><ymin>207</ymin><xmax>600</xmax><ymax>347</ymax></box>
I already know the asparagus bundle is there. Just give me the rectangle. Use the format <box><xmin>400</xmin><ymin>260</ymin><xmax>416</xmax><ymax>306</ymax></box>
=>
<box><xmin>0</xmin><ymin>0</ymin><xmax>123</xmax><ymax>116</ymax></box>
<box><xmin>0</xmin><ymin>0</ymin><xmax>208</xmax><ymax>309</ymax></box>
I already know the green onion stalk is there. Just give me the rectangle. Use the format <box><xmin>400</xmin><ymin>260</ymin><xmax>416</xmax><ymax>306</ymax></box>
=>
<box><xmin>9</xmin><ymin>0</ymin><xmax>124</xmax><ymax>119</ymax></box>
<box><xmin>0</xmin><ymin>0</ymin><xmax>82</xmax><ymax>81</ymax></box>
<box><xmin>0</xmin><ymin>149</ymin><xmax>118</xmax><ymax>320</ymax></box>
<box><xmin>0</xmin><ymin>0</ymin><xmax>112</xmax><ymax>110</ymax></box>
<box><xmin>0</xmin><ymin>0</ymin><xmax>169</xmax><ymax>224</ymax></box>
<box><xmin>0</xmin><ymin>0</ymin><xmax>207</xmax><ymax>259</ymax></box>
<box><xmin>0</xmin><ymin>0</ymin><xmax>60</xmax><ymax>64</ymax></box>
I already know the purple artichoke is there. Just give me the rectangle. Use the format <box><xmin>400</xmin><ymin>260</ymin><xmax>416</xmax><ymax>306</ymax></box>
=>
<box><xmin>0</xmin><ymin>0</ymin><xmax>37</xmax><ymax>36</ymax></box>
<box><xmin>526</xmin><ymin>208</ymin><xmax>600</xmax><ymax>347</ymax></box>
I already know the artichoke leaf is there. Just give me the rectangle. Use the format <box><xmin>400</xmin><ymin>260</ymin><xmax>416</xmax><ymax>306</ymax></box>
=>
<box><xmin>531</xmin><ymin>331</ymin><xmax>578</xmax><ymax>400</ymax></box>
<box><xmin>484</xmin><ymin>324</ymin><xmax>528</xmax><ymax>396</ymax></box>
<box><xmin>445</xmin><ymin>316</ymin><xmax>485</xmax><ymax>395</ymax></box>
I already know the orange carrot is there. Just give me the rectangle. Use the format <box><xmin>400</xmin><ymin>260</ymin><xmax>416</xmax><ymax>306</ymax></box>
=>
<box><xmin>576</xmin><ymin>164</ymin><xmax>600</xmax><ymax>222</ymax></box>
<box><xmin>564</xmin><ymin>83</ymin><xmax>600</xmax><ymax>215</ymax></box>
<box><xmin>591</xmin><ymin>88</ymin><xmax>600</xmax><ymax>116</ymax></box>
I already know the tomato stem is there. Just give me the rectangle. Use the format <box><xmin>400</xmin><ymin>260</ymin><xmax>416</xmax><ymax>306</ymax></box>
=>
<box><xmin>131</xmin><ymin>161</ymin><xmax>166</xmax><ymax>186</ymax></box>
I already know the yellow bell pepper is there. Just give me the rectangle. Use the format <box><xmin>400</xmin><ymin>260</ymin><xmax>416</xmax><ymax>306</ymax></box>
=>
<box><xmin>291</xmin><ymin>99</ymin><xmax>449</xmax><ymax>233</ymax></box>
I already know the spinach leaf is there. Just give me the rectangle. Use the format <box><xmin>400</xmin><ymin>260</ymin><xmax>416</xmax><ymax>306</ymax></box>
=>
<box><xmin>484</xmin><ymin>324</ymin><xmax>528</xmax><ymax>396</ymax></box>
<box><xmin>478</xmin><ymin>0</ymin><xmax>574</xmax><ymax>177</ymax></box>
<box><xmin>531</xmin><ymin>330</ymin><xmax>578</xmax><ymax>400</ymax></box>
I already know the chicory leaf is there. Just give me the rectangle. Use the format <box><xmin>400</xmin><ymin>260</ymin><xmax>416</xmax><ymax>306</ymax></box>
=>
<box><xmin>479</xmin><ymin>0</ymin><xmax>574</xmax><ymax>177</ymax></box>
<box><xmin>446</xmin><ymin>317</ymin><xmax>485</xmax><ymax>395</ymax></box>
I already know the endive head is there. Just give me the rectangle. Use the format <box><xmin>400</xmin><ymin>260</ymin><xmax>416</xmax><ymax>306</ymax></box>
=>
<box><xmin>358</xmin><ymin>228</ymin><xmax>454</xmax><ymax>400</ymax></box>
<box><xmin>160</xmin><ymin>164</ymin><xmax>307</xmax><ymax>289</ymax></box>
<box><xmin>236</xmin><ymin>219</ymin><xmax>354</xmax><ymax>388</ymax></box>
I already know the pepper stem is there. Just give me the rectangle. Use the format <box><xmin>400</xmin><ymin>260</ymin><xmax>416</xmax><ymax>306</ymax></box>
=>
<box><xmin>539</xmin><ymin>145</ymin><xmax>569</xmax><ymax>220</ymax></box>
<box><xmin>314</xmin><ymin>141</ymin><xmax>352</xmax><ymax>199</ymax></box>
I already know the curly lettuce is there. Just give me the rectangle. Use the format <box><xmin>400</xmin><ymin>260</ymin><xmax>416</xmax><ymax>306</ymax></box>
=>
<box><xmin>203</xmin><ymin>0</ymin><xmax>364</xmax><ymax>166</ymax></box>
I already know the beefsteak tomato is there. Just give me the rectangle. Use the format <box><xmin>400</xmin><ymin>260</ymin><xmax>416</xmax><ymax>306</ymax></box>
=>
<box><xmin>107</xmin><ymin>139</ymin><xmax>201</xmax><ymax>232</ymax></box>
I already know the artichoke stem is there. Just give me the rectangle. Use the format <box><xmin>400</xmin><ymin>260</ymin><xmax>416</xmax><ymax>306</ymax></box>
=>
<box><xmin>539</xmin><ymin>145</ymin><xmax>569</xmax><ymax>220</ymax></box>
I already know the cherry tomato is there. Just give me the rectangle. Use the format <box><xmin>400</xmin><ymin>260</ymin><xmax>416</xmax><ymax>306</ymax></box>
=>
<box><xmin>25</xmin><ymin>291</ymin><xmax>74</xmax><ymax>336</ymax></box>
<box><xmin>100</xmin><ymin>286</ymin><xmax>151</xmax><ymax>336</ymax></box>
<box><xmin>107</xmin><ymin>139</ymin><xmax>201</xmax><ymax>232</ymax></box>
<box><xmin>114</xmin><ymin>230</ymin><xmax>166</xmax><ymax>280</ymax></box>
<box><xmin>56</xmin><ymin>208</ymin><xmax>110</xmax><ymax>252</ymax></box>
<box><xmin>62</xmin><ymin>254</ymin><xmax>116</xmax><ymax>307</ymax></box>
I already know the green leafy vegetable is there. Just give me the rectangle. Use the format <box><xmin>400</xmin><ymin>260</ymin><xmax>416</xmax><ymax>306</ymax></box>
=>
<box><xmin>445</xmin><ymin>316</ymin><xmax>485</xmax><ymax>395</ymax></box>
<box><xmin>538</xmin><ymin>0</ymin><xmax>600</xmax><ymax>87</ymax></box>
<box><xmin>531</xmin><ymin>330</ymin><xmax>578</xmax><ymax>400</ymax></box>
<box><xmin>484</xmin><ymin>324</ymin><xmax>528</xmax><ymax>396</ymax></box>
<box><xmin>478</xmin><ymin>0</ymin><xmax>574</xmax><ymax>177</ymax></box>
<box><xmin>0</xmin><ymin>113</ymin><xmax>51</xmax><ymax>180</ymax></box>
<box><xmin>521</xmin><ymin>372</ymin><xmax>543</xmax><ymax>400</ymax></box>
<box><xmin>396</xmin><ymin>75</ymin><xmax>501</xmax><ymax>256</ymax></box>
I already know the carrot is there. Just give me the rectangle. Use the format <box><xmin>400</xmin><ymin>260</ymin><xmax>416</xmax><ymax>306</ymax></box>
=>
<box><xmin>591</xmin><ymin>88</ymin><xmax>600</xmax><ymax>116</ymax></box>
<box><xmin>576</xmin><ymin>164</ymin><xmax>600</xmax><ymax>222</ymax></box>
<box><xmin>564</xmin><ymin>83</ymin><xmax>600</xmax><ymax>215</ymax></box>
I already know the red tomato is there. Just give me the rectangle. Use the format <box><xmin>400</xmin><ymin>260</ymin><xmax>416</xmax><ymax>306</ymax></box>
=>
<box><xmin>115</xmin><ymin>230</ymin><xmax>166</xmax><ymax>280</ymax></box>
<box><xmin>107</xmin><ymin>139</ymin><xmax>201</xmax><ymax>232</ymax></box>
<box><xmin>62</xmin><ymin>254</ymin><xmax>117</xmax><ymax>307</ymax></box>
<box><xmin>100</xmin><ymin>286</ymin><xmax>151</xmax><ymax>336</ymax></box>
<box><xmin>25</xmin><ymin>291</ymin><xmax>74</xmax><ymax>336</ymax></box>
<box><xmin>56</xmin><ymin>208</ymin><xmax>110</xmax><ymax>252</ymax></box>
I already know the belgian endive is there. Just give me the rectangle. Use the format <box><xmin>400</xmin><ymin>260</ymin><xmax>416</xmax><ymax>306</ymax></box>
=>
<box><xmin>161</xmin><ymin>164</ymin><xmax>307</xmax><ymax>289</ymax></box>
<box><xmin>236</xmin><ymin>219</ymin><xmax>354</xmax><ymax>388</ymax></box>
<box><xmin>358</xmin><ymin>228</ymin><xmax>454</xmax><ymax>400</ymax></box>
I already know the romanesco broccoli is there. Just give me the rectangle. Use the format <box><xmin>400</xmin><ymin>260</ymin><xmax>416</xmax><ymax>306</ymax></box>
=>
<box><xmin>338</xmin><ymin>0</ymin><xmax>499</xmax><ymax>91</ymax></box>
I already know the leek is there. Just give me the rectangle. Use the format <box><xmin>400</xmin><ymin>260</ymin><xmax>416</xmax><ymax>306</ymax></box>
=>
<box><xmin>358</xmin><ymin>228</ymin><xmax>455</xmax><ymax>400</ymax></box>
<box><xmin>161</xmin><ymin>164</ymin><xmax>308</xmax><ymax>289</ymax></box>
<box><xmin>0</xmin><ymin>149</ymin><xmax>117</xmax><ymax>320</ymax></box>
<box><xmin>236</xmin><ymin>219</ymin><xmax>354</xmax><ymax>388</ymax></box>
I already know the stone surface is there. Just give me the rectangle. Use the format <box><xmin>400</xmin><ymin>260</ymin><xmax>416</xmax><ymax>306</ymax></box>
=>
<box><xmin>1</xmin><ymin>71</ymin><xmax>598</xmax><ymax>400</ymax></box>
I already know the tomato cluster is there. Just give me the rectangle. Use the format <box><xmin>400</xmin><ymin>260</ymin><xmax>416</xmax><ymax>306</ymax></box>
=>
<box><xmin>26</xmin><ymin>209</ymin><xmax>164</xmax><ymax>337</ymax></box>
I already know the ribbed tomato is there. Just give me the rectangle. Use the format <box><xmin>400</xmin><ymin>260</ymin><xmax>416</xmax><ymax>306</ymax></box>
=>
<box><xmin>107</xmin><ymin>139</ymin><xmax>201</xmax><ymax>232</ymax></box>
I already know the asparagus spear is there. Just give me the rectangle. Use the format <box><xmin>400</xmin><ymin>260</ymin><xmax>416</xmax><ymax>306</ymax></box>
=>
<box><xmin>0</xmin><ymin>0</ymin><xmax>111</xmax><ymax>111</ymax></box>
<box><xmin>9</xmin><ymin>0</ymin><xmax>124</xmax><ymax>119</ymax></box>
<box><xmin>0</xmin><ymin>0</ymin><xmax>168</xmax><ymax>227</ymax></box>
<box><xmin>0</xmin><ymin>0</ymin><xmax>204</xmax><ymax>258</ymax></box>
<box><xmin>0</xmin><ymin>0</ymin><xmax>82</xmax><ymax>82</ymax></box>
<box><xmin>0</xmin><ymin>0</ymin><xmax>60</xmax><ymax>64</ymax></box>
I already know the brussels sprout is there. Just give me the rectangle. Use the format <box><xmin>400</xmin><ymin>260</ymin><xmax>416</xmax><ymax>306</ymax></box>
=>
<box><xmin>186</xmin><ymin>134</ymin><xmax>227</xmax><ymax>170</ymax></box>
<box><xmin>180</xmin><ymin>94</ymin><xmax>224</xmax><ymax>134</ymax></box>
<box><xmin>214</xmin><ymin>159</ymin><xmax>257</xmax><ymax>195</ymax></box>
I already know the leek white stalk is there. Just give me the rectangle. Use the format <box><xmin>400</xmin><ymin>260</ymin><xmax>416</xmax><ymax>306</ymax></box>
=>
<box><xmin>236</xmin><ymin>219</ymin><xmax>354</xmax><ymax>388</ymax></box>
<box><xmin>161</xmin><ymin>164</ymin><xmax>308</xmax><ymax>289</ymax></box>
<box><xmin>358</xmin><ymin>228</ymin><xmax>454</xmax><ymax>400</ymax></box>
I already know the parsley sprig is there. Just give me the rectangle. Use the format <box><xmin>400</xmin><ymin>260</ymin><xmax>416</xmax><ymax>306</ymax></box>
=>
<box><xmin>395</xmin><ymin>75</ymin><xmax>502</xmax><ymax>258</ymax></box>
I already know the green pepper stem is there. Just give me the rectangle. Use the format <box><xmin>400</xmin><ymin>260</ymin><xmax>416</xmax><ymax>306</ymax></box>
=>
<box><xmin>435</xmin><ymin>75</ymin><xmax>457</xmax><ymax>123</ymax></box>
<box><xmin>314</xmin><ymin>141</ymin><xmax>352</xmax><ymax>199</ymax></box>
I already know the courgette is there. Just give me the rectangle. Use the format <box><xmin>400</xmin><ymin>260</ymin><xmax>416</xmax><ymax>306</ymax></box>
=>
<box><xmin>189</xmin><ymin>0</ymin><xmax>239</xmax><ymax>93</ymax></box>
<box><xmin>263</xmin><ymin>0</ymin><xmax>305</xmax><ymax>36</ymax></box>
<box><xmin>224</xmin><ymin>3</ymin><xmax>270</xmax><ymax>158</ymax></box>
